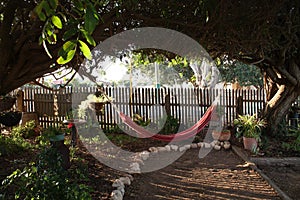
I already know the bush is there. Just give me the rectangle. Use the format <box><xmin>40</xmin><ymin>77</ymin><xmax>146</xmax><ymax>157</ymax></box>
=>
<box><xmin>11</xmin><ymin>120</ymin><xmax>41</xmax><ymax>139</ymax></box>
<box><xmin>0</xmin><ymin>134</ymin><xmax>33</xmax><ymax>156</ymax></box>
<box><xmin>1</xmin><ymin>148</ymin><xmax>92</xmax><ymax>200</ymax></box>
<box><xmin>158</xmin><ymin>115</ymin><xmax>180</xmax><ymax>135</ymax></box>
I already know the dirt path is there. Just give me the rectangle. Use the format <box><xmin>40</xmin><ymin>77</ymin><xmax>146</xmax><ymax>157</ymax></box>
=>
<box><xmin>125</xmin><ymin>149</ymin><xmax>281</xmax><ymax>200</ymax></box>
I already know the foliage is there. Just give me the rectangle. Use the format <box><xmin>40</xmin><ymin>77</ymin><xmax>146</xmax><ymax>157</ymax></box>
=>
<box><xmin>282</xmin><ymin>126</ymin><xmax>300</xmax><ymax>153</ymax></box>
<box><xmin>1</xmin><ymin>147</ymin><xmax>92</xmax><ymax>200</ymax></box>
<box><xmin>218</xmin><ymin>61</ymin><xmax>263</xmax><ymax>87</ymax></box>
<box><xmin>77</xmin><ymin>93</ymin><xmax>112</xmax><ymax>118</ymax></box>
<box><xmin>1</xmin><ymin>0</ymin><xmax>300</xmax><ymax>135</ymax></box>
<box><xmin>0</xmin><ymin>134</ymin><xmax>33</xmax><ymax>156</ymax></box>
<box><xmin>158</xmin><ymin>115</ymin><xmax>180</xmax><ymax>135</ymax></box>
<box><xmin>36</xmin><ymin>126</ymin><xmax>65</xmax><ymax>145</ymax></box>
<box><xmin>11</xmin><ymin>120</ymin><xmax>41</xmax><ymax>139</ymax></box>
<box><xmin>133</xmin><ymin>114</ymin><xmax>151</xmax><ymax>127</ymax></box>
<box><xmin>234</xmin><ymin>114</ymin><xmax>266</xmax><ymax>142</ymax></box>
<box><xmin>34</xmin><ymin>0</ymin><xmax>98</xmax><ymax>64</ymax></box>
<box><xmin>107</xmin><ymin>133</ymin><xmax>139</xmax><ymax>146</ymax></box>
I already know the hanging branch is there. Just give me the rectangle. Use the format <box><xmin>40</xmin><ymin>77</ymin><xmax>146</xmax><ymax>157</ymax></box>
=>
<box><xmin>32</xmin><ymin>70</ymin><xmax>77</xmax><ymax>92</ymax></box>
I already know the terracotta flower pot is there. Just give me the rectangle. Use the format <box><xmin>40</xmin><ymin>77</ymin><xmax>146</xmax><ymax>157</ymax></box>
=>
<box><xmin>212</xmin><ymin>131</ymin><xmax>231</xmax><ymax>141</ymax></box>
<box><xmin>243</xmin><ymin>137</ymin><xmax>258</xmax><ymax>151</ymax></box>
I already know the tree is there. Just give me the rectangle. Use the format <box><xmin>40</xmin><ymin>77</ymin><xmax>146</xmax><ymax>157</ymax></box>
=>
<box><xmin>1</xmin><ymin>0</ymin><xmax>299</xmax><ymax>133</ymax></box>
<box><xmin>218</xmin><ymin>61</ymin><xmax>263</xmax><ymax>88</ymax></box>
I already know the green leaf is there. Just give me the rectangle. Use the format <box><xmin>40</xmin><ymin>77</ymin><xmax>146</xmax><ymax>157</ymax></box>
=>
<box><xmin>58</xmin><ymin>40</ymin><xmax>77</xmax><ymax>61</ymax></box>
<box><xmin>78</xmin><ymin>40</ymin><xmax>92</xmax><ymax>60</ymax></box>
<box><xmin>72</xmin><ymin>0</ymin><xmax>84</xmax><ymax>11</ymax></box>
<box><xmin>34</xmin><ymin>2</ymin><xmax>47</xmax><ymax>21</ymax></box>
<box><xmin>57</xmin><ymin>49</ymin><xmax>76</xmax><ymax>64</ymax></box>
<box><xmin>80</xmin><ymin>29</ymin><xmax>96</xmax><ymax>46</ymax></box>
<box><xmin>48</xmin><ymin>0</ymin><xmax>58</xmax><ymax>9</ymax></box>
<box><xmin>42</xmin><ymin>1</ymin><xmax>52</xmax><ymax>17</ymax></box>
<box><xmin>51</xmin><ymin>15</ymin><xmax>62</xmax><ymax>29</ymax></box>
<box><xmin>62</xmin><ymin>41</ymin><xmax>77</xmax><ymax>53</ymax></box>
<box><xmin>63</xmin><ymin>28</ymin><xmax>78</xmax><ymax>41</ymax></box>
<box><xmin>84</xmin><ymin>3</ymin><xmax>99</xmax><ymax>34</ymax></box>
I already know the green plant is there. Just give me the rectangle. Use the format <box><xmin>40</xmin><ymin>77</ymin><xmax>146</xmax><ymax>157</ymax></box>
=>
<box><xmin>1</xmin><ymin>148</ymin><xmax>92</xmax><ymax>200</ymax></box>
<box><xmin>158</xmin><ymin>115</ymin><xmax>180</xmax><ymax>135</ymax></box>
<box><xmin>77</xmin><ymin>94</ymin><xmax>112</xmax><ymax>118</ymax></box>
<box><xmin>0</xmin><ymin>134</ymin><xmax>33</xmax><ymax>156</ymax></box>
<box><xmin>43</xmin><ymin>126</ymin><xmax>64</xmax><ymax>138</ymax></box>
<box><xmin>11</xmin><ymin>120</ymin><xmax>41</xmax><ymax>139</ymax></box>
<box><xmin>36</xmin><ymin>126</ymin><xmax>65</xmax><ymax>145</ymax></box>
<box><xmin>133</xmin><ymin>113</ymin><xmax>151</xmax><ymax>127</ymax></box>
<box><xmin>282</xmin><ymin>126</ymin><xmax>300</xmax><ymax>153</ymax></box>
<box><xmin>234</xmin><ymin>114</ymin><xmax>266</xmax><ymax>142</ymax></box>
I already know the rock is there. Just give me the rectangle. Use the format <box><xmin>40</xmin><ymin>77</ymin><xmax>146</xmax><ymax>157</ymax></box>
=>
<box><xmin>214</xmin><ymin>145</ymin><xmax>221</xmax><ymax>150</ymax></box>
<box><xmin>197</xmin><ymin>142</ymin><xmax>204</xmax><ymax>148</ymax></box>
<box><xmin>157</xmin><ymin>147</ymin><xmax>167</xmax><ymax>152</ymax></box>
<box><xmin>119</xmin><ymin>177</ymin><xmax>131</xmax><ymax>185</ymax></box>
<box><xmin>117</xmin><ymin>187</ymin><xmax>125</xmax><ymax>196</ymax></box>
<box><xmin>112</xmin><ymin>179</ymin><xmax>124</xmax><ymax>188</ymax></box>
<box><xmin>139</xmin><ymin>151</ymin><xmax>150</xmax><ymax>160</ymax></box>
<box><xmin>191</xmin><ymin>143</ymin><xmax>198</xmax><ymax>149</ymax></box>
<box><xmin>149</xmin><ymin>147</ymin><xmax>157</xmax><ymax>152</ymax></box>
<box><xmin>204</xmin><ymin>143</ymin><xmax>211</xmax><ymax>148</ymax></box>
<box><xmin>165</xmin><ymin>145</ymin><xmax>171</xmax><ymax>152</ymax></box>
<box><xmin>184</xmin><ymin>144</ymin><xmax>191</xmax><ymax>150</ymax></box>
<box><xmin>137</xmin><ymin>158</ymin><xmax>145</xmax><ymax>165</ymax></box>
<box><xmin>179</xmin><ymin>146</ymin><xmax>187</xmax><ymax>152</ymax></box>
<box><xmin>223</xmin><ymin>142</ymin><xmax>231</xmax><ymax>150</ymax></box>
<box><xmin>170</xmin><ymin>145</ymin><xmax>178</xmax><ymax>151</ymax></box>
<box><xmin>210</xmin><ymin>140</ymin><xmax>218</xmax><ymax>147</ymax></box>
<box><xmin>111</xmin><ymin>190</ymin><xmax>123</xmax><ymax>200</ymax></box>
<box><xmin>125</xmin><ymin>174</ymin><xmax>134</xmax><ymax>182</ymax></box>
<box><xmin>129</xmin><ymin>162</ymin><xmax>141</xmax><ymax>173</ymax></box>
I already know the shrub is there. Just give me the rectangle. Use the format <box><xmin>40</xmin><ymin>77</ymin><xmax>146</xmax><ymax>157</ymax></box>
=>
<box><xmin>1</xmin><ymin>147</ymin><xmax>92</xmax><ymax>200</ymax></box>
<box><xmin>11</xmin><ymin>120</ymin><xmax>41</xmax><ymax>139</ymax></box>
<box><xmin>0</xmin><ymin>134</ymin><xmax>33</xmax><ymax>156</ymax></box>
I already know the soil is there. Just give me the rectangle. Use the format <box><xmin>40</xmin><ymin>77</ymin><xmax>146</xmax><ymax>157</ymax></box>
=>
<box><xmin>0</xmin><ymin>133</ymin><xmax>299</xmax><ymax>200</ymax></box>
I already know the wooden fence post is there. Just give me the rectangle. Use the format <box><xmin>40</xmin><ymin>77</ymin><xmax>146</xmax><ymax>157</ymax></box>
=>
<box><xmin>236</xmin><ymin>96</ymin><xmax>243</xmax><ymax>116</ymax></box>
<box><xmin>16</xmin><ymin>90</ymin><xmax>25</xmax><ymax>112</ymax></box>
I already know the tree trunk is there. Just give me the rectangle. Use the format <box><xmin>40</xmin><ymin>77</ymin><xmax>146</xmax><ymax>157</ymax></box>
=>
<box><xmin>262</xmin><ymin>73</ymin><xmax>300</xmax><ymax>135</ymax></box>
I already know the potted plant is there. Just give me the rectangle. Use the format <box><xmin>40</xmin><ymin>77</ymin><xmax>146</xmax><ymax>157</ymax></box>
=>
<box><xmin>78</xmin><ymin>93</ymin><xmax>112</xmax><ymax>118</ymax></box>
<box><xmin>234</xmin><ymin>114</ymin><xmax>266</xmax><ymax>152</ymax></box>
<box><xmin>212</xmin><ymin>129</ymin><xmax>231</xmax><ymax>141</ymax></box>
<box><xmin>42</xmin><ymin>126</ymin><xmax>65</xmax><ymax>142</ymax></box>
<box><xmin>42</xmin><ymin>126</ymin><xmax>70</xmax><ymax>169</ymax></box>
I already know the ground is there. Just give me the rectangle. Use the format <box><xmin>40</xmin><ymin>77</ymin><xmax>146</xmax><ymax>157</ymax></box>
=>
<box><xmin>0</xmin><ymin>133</ymin><xmax>299</xmax><ymax>200</ymax></box>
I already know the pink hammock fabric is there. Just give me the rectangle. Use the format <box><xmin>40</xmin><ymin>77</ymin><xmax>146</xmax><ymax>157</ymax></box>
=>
<box><xmin>119</xmin><ymin>105</ymin><xmax>215</xmax><ymax>142</ymax></box>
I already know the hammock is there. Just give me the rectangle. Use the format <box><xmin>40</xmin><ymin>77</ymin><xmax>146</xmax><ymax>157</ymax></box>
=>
<box><xmin>118</xmin><ymin>105</ymin><xmax>215</xmax><ymax>142</ymax></box>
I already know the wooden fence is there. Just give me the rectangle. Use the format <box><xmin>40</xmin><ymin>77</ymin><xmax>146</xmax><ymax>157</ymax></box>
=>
<box><xmin>21</xmin><ymin>86</ymin><xmax>266</xmax><ymax>129</ymax></box>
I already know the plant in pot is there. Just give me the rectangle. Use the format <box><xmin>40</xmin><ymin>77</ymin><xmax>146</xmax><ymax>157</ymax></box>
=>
<box><xmin>234</xmin><ymin>114</ymin><xmax>266</xmax><ymax>153</ymax></box>
<box><xmin>212</xmin><ymin>129</ymin><xmax>231</xmax><ymax>141</ymax></box>
<box><xmin>42</xmin><ymin>126</ymin><xmax>70</xmax><ymax>169</ymax></box>
<box><xmin>78</xmin><ymin>93</ymin><xmax>112</xmax><ymax>118</ymax></box>
<box><xmin>43</xmin><ymin>126</ymin><xmax>65</xmax><ymax>142</ymax></box>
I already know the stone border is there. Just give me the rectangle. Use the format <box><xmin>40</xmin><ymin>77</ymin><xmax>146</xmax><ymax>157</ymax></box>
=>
<box><xmin>231</xmin><ymin>145</ymin><xmax>293</xmax><ymax>200</ymax></box>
